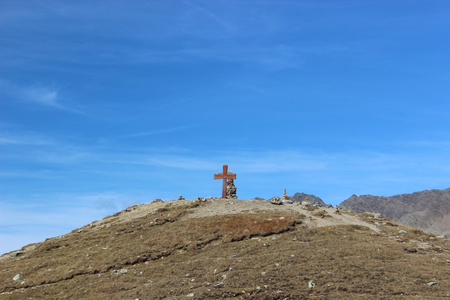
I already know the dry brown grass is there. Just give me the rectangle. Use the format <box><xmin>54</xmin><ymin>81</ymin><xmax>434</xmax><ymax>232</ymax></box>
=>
<box><xmin>1</xmin><ymin>202</ymin><xmax>449</xmax><ymax>299</ymax></box>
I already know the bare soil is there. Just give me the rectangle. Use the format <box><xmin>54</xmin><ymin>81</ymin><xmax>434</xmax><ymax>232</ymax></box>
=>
<box><xmin>1</xmin><ymin>199</ymin><xmax>449</xmax><ymax>299</ymax></box>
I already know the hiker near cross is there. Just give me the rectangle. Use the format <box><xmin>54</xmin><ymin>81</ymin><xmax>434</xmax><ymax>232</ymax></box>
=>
<box><xmin>214</xmin><ymin>164</ymin><xmax>236</xmax><ymax>198</ymax></box>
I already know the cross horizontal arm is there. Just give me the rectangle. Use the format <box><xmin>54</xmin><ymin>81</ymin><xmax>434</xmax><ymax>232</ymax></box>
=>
<box><xmin>214</xmin><ymin>173</ymin><xmax>236</xmax><ymax>180</ymax></box>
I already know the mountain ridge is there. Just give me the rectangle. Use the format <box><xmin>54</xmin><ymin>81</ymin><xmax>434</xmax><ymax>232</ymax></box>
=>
<box><xmin>339</xmin><ymin>188</ymin><xmax>450</xmax><ymax>236</ymax></box>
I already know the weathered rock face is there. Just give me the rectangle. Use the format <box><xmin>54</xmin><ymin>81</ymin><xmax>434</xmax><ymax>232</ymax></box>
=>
<box><xmin>340</xmin><ymin>188</ymin><xmax>450</xmax><ymax>235</ymax></box>
<box><xmin>291</xmin><ymin>193</ymin><xmax>326</xmax><ymax>206</ymax></box>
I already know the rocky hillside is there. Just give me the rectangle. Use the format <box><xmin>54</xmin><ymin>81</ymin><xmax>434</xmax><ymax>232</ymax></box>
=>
<box><xmin>1</xmin><ymin>198</ymin><xmax>449</xmax><ymax>299</ymax></box>
<box><xmin>340</xmin><ymin>188</ymin><xmax>450</xmax><ymax>236</ymax></box>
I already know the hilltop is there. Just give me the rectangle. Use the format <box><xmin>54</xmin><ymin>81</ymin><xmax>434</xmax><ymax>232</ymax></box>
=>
<box><xmin>340</xmin><ymin>188</ymin><xmax>450</xmax><ymax>236</ymax></box>
<box><xmin>1</xmin><ymin>198</ymin><xmax>449</xmax><ymax>299</ymax></box>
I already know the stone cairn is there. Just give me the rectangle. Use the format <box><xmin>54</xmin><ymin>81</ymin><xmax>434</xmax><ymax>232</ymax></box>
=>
<box><xmin>226</xmin><ymin>179</ymin><xmax>237</xmax><ymax>199</ymax></box>
<box><xmin>270</xmin><ymin>188</ymin><xmax>293</xmax><ymax>205</ymax></box>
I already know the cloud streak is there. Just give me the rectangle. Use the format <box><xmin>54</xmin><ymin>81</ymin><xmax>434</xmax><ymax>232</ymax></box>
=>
<box><xmin>0</xmin><ymin>79</ymin><xmax>83</xmax><ymax>114</ymax></box>
<box><xmin>125</xmin><ymin>125</ymin><xmax>197</xmax><ymax>138</ymax></box>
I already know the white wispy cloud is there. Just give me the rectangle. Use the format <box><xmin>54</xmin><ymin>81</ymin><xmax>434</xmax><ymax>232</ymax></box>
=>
<box><xmin>0</xmin><ymin>132</ymin><xmax>52</xmax><ymax>146</ymax></box>
<box><xmin>0</xmin><ymin>79</ymin><xmax>83</xmax><ymax>113</ymax></box>
<box><xmin>125</xmin><ymin>125</ymin><xmax>197</xmax><ymax>138</ymax></box>
<box><xmin>22</xmin><ymin>86</ymin><xmax>60</xmax><ymax>108</ymax></box>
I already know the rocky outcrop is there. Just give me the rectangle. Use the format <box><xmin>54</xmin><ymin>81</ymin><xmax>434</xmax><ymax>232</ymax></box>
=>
<box><xmin>340</xmin><ymin>188</ymin><xmax>450</xmax><ymax>235</ymax></box>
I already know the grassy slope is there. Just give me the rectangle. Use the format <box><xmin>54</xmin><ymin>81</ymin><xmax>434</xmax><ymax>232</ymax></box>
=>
<box><xmin>1</xmin><ymin>201</ymin><xmax>449</xmax><ymax>299</ymax></box>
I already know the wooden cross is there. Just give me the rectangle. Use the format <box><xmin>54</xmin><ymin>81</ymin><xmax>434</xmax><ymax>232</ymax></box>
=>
<box><xmin>214</xmin><ymin>164</ymin><xmax>236</xmax><ymax>198</ymax></box>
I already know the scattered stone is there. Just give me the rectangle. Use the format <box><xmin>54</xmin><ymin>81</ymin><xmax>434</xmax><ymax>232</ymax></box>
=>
<box><xmin>222</xmin><ymin>274</ymin><xmax>227</xmax><ymax>280</ymax></box>
<box><xmin>427</xmin><ymin>281</ymin><xmax>437</xmax><ymax>287</ymax></box>
<box><xmin>398</xmin><ymin>230</ymin><xmax>407</xmax><ymax>234</ymax></box>
<box><xmin>302</xmin><ymin>198</ymin><xmax>311</xmax><ymax>206</ymax></box>
<box><xmin>214</xmin><ymin>282</ymin><xmax>224</xmax><ymax>288</ymax></box>
<box><xmin>404</xmin><ymin>246</ymin><xmax>417</xmax><ymax>253</ymax></box>
<box><xmin>13</xmin><ymin>274</ymin><xmax>21</xmax><ymax>281</ymax></box>
<box><xmin>125</xmin><ymin>205</ymin><xmax>137</xmax><ymax>212</ymax></box>
<box><xmin>10</xmin><ymin>251</ymin><xmax>23</xmax><ymax>258</ymax></box>
<box><xmin>119</xmin><ymin>269</ymin><xmax>128</xmax><ymax>274</ymax></box>
<box><xmin>270</xmin><ymin>197</ymin><xmax>282</xmax><ymax>205</ymax></box>
<box><xmin>384</xmin><ymin>221</ymin><xmax>398</xmax><ymax>227</ymax></box>
<box><xmin>370</xmin><ymin>213</ymin><xmax>384</xmax><ymax>220</ymax></box>
<box><xmin>186</xmin><ymin>292</ymin><xmax>195</xmax><ymax>297</ymax></box>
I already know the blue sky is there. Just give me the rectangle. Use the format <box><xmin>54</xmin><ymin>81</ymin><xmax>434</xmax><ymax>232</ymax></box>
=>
<box><xmin>1</xmin><ymin>0</ymin><xmax>449</xmax><ymax>254</ymax></box>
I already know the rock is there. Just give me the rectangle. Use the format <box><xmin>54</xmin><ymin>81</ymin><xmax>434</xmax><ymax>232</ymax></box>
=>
<box><xmin>119</xmin><ymin>269</ymin><xmax>128</xmax><ymax>274</ymax></box>
<box><xmin>13</xmin><ymin>274</ymin><xmax>21</xmax><ymax>281</ymax></box>
<box><xmin>270</xmin><ymin>197</ymin><xmax>282</xmax><ymax>205</ymax></box>
<box><xmin>10</xmin><ymin>251</ymin><xmax>23</xmax><ymax>258</ymax></box>
<box><xmin>371</xmin><ymin>213</ymin><xmax>383</xmax><ymax>219</ymax></box>
<box><xmin>404</xmin><ymin>246</ymin><xmax>417</xmax><ymax>253</ymax></box>
<box><xmin>152</xmin><ymin>199</ymin><xmax>163</xmax><ymax>203</ymax></box>
<box><xmin>178</xmin><ymin>195</ymin><xmax>185</xmax><ymax>200</ymax></box>
<box><xmin>398</xmin><ymin>230</ymin><xmax>407</xmax><ymax>234</ymax></box>
<box><xmin>186</xmin><ymin>293</ymin><xmax>195</xmax><ymax>297</ymax></box>
<box><xmin>214</xmin><ymin>282</ymin><xmax>224</xmax><ymax>288</ymax></box>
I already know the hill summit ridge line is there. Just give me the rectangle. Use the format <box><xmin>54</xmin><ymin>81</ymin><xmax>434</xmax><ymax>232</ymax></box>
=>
<box><xmin>1</xmin><ymin>194</ymin><xmax>449</xmax><ymax>298</ymax></box>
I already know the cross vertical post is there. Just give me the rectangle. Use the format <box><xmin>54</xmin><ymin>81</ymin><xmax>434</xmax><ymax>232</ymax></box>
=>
<box><xmin>214</xmin><ymin>164</ymin><xmax>236</xmax><ymax>198</ymax></box>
